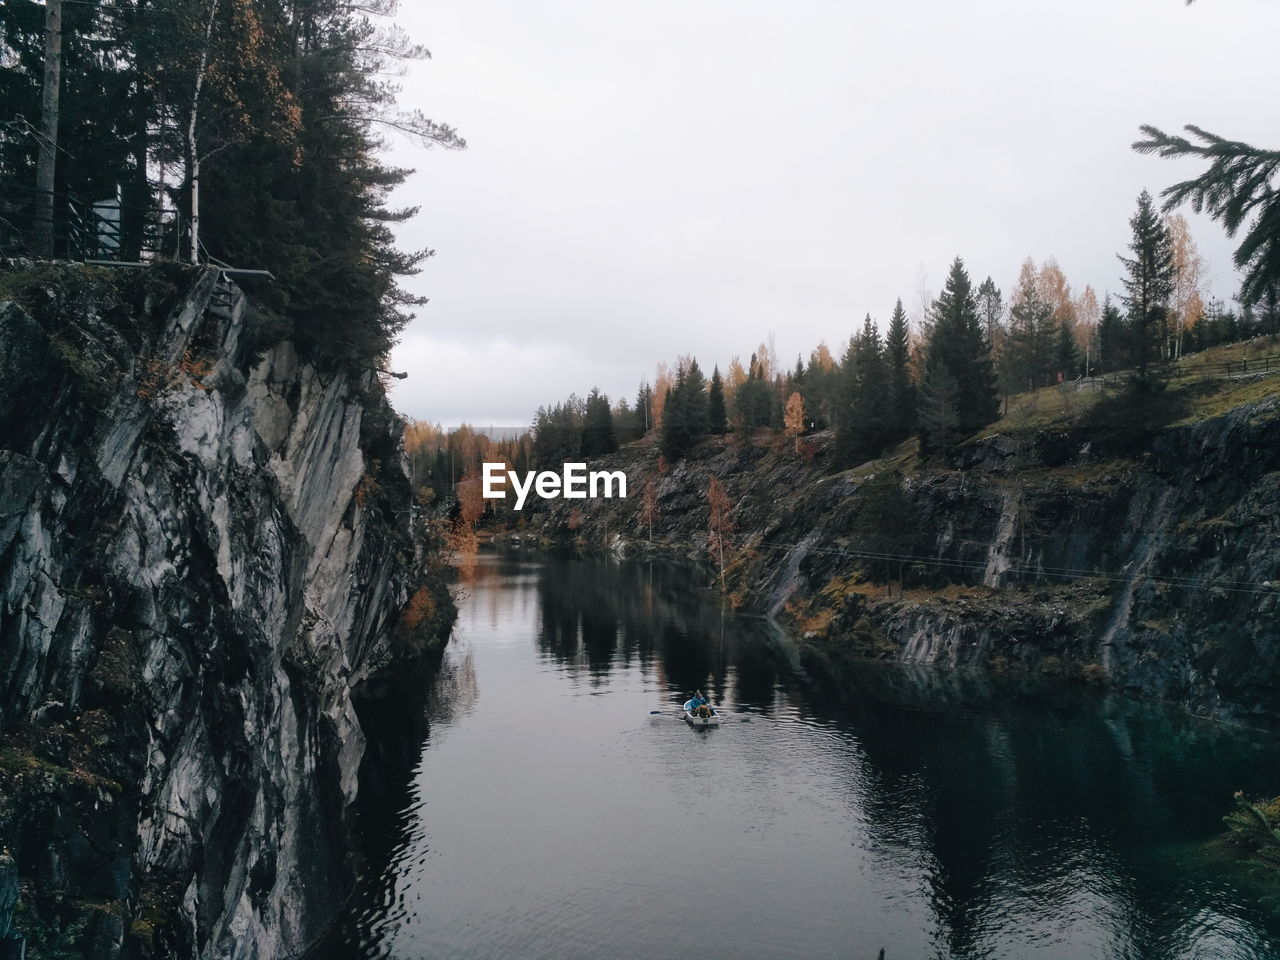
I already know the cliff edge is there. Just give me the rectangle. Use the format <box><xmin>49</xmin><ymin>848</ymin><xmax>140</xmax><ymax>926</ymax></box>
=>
<box><xmin>0</xmin><ymin>262</ymin><xmax>453</xmax><ymax>958</ymax></box>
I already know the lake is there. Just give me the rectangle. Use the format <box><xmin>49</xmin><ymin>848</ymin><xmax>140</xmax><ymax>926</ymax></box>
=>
<box><xmin>311</xmin><ymin>549</ymin><xmax>1280</xmax><ymax>960</ymax></box>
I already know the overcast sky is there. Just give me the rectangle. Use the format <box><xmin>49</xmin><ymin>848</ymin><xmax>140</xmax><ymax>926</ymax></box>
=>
<box><xmin>382</xmin><ymin>0</ymin><xmax>1275</xmax><ymax>427</ymax></box>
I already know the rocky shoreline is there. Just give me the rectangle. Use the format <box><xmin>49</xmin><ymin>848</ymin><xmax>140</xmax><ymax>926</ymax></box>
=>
<box><xmin>499</xmin><ymin>389</ymin><xmax>1280</xmax><ymax>729</ymax></box>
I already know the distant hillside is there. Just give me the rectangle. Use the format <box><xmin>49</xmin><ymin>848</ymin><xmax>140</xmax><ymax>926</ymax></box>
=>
<box><xmin>503</xmin><ymin>335</ymin><xmax>1280</xmax><ymax>728</ymax></box>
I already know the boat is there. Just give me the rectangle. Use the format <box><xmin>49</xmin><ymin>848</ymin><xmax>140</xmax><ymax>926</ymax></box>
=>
<box><xmin>683</xmin><ymin>698</ymin><xmax>721</xmax><ymax>727</ymax></box>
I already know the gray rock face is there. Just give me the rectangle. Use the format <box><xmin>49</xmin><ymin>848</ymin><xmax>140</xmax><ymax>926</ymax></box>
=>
<box><xmin>508</xmin><ymin>399</ymin><xmax>1280</xmax><ymax>728</ymax></box>
<box><xmin>0</xmin><ymin>263</ymin><xmax>450</xmax><ymax>958</ymax></box>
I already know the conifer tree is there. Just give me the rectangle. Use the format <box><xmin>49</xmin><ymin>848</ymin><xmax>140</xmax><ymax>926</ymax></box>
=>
<box><xmin>1133</xmin><ymin>124</ymin><xmax>1280</xmax><ymax>307</ymax></box>
<box><xmin>1097</xmin><ymin>296</ymin><xmax>1128</xmax><ymax>374</ymax></box>
<box><xmin>581</xmin><ymin>387</ymin><xmax>617</xmax><ymax>456</ymax></box>
<box><xmin>1051</xmin><ymin>319</ymin><xmax>1082</xmax><ymax>381</ymax></box>
<box><xmin>917</xmin><ymin>257</ymin><xmax>999</xmax><ymax>456</ymax></box>
<box><xmin>836</xmin><ymin>315</ymin><xmax>891</xmax><ymax>466</ymax></box>
<box><xmin>1119</xmin><ymin>190</ymin><xmax>1176</xmax><ymax>377</ymax></box>
<box><xmin>635</xmin><ymin>381</ymin><xmax>654</xmax><ymax>434</ymax></box>
<box><xmin>918</xmin><ymin>365</ymin><xmax>961</xmax><ymax>458</ymax></box>
<box><xmin>0</xmin><ymin>0</ymin><xmax>464</xmax><ymax>365</ymax></box>
<box><xmin>885</xmin><ymin>298</ymin><xmax>916</xmax><ymax>442</ymax></box>
<box><xmin>708</xmin><ymin>367</ymin><xmax>728</xmax><ymax>435</ymax></box>
<box><xmin>659</xmin><ymin>358</ymin><xmax>710</xmax><ymax>461</ymax></box>
<box><xmin>734</xmin><ymin>353</ymin><xmax>773</xmax><ymax>431</ymax></box>
<box><xmin>975</xmin><ymin>277</ymin><xmax>1005</xmax><ymax>351</ymax></box>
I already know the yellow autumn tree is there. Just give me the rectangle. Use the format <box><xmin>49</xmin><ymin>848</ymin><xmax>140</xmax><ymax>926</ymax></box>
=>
<box><xmin>1165</xmin><ymin>213</ymin><xmax>1206</xmax><ymax>360</ymax></box>
<box><xmin>652</xmin><ymin>362</ymin><xmax>673</xmax><ymax>429</ymax></box>
<box><xmin>1074</xmin><ymin>285</ymin><xmax>1100</xmax><ymax>374</ymax></box>
<box><xmin>784</xmin><ymin>391</ymin><xmax>805</xmax><ymax>451</ymax></box>
<box><xmin>1037</xmin><ymin>257</ymin><xmax>1076</xmax><ymax>332</ymax></box>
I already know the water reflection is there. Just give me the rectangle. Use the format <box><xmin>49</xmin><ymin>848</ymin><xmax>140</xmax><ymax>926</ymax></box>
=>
<box><xmin>313</xmin><ymin>549</ymin><xmax>1280</xmax><ymax>960</ymax></box>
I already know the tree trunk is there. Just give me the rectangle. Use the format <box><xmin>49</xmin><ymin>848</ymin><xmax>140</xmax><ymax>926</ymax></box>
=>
<box><xmin>185</xmin><ymin>0</ymin><xmax>219</xmax><ymax>263</ymax></box>
<box><xmin>122</xmin><ymin>0</ymin><xmax>150</xmax><ymax>261</ymax></box>
<box><xmin>34</xmin><ymin>0</ymin><xmax>63</xmax><ymax>258</ymax></box>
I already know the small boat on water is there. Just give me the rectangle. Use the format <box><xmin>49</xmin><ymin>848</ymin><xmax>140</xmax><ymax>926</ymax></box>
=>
<box><xmin>683</xmin><ymin>698</ymin><xmax>721</xmax><ymax>727</ymax></box>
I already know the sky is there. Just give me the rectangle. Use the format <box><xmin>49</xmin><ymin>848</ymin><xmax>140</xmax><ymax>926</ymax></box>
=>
<box><xmin>381</xmin><ymin>0</ymin><xmax>1276</xmax><ymax>427</ymax></box>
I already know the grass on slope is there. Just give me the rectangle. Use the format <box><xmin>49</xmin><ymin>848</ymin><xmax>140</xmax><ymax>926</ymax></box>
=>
<box><xmin>976</xmin><ymin>334</ymin><xmax>1280</xmax><ymax>442</ymax></box>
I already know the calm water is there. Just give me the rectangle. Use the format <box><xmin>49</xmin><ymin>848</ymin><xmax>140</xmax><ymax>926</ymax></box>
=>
<box><xmin>314</xmin><ymin>550</ymin><xmax>1280</xmax><ymax>960</ymax></box>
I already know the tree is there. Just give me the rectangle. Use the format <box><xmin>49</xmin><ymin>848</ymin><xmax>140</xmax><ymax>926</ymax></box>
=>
<box><xmin>456</xmin><ymin>470</ymin><xmax>486</xmax><ymax>528</ymax></box>
<box><xmin>1051</xmin><ymin>316</ymin><xmax>1082</xmax><ymax>382</ymax></box>
<box><xmin>975</xmin><ymin>276</ymin><xmax>1005</xmax><ymax>351</ymax></box>
<box><xmin>917</xmin><ymin>364</ymin><xmax>961</xmax><ymax>459</ymax></box>
<box><xmin>1118</xmin><ymin>190</ymin><xmax>1176</xmax><ymax>377</ymax></box>
<box><xmin>1133</xmin><ymin>124</ymin><xmax>1280</xmax><ymax>307</ymax></box>
<box><xmin>1097</xmin><ymin>296</ymin><xmax>1127</xmax><ymax>373</ymax></box>
<box><xmin>708</xmin><ymin>367</ymin><xmax>728</xmax><ymax>435</ymax></box>
<box><xmin>885</xmin><ymin>299</ymin><xmax>915</xmax><ymax>443</ymax></box>
<box><xmin>635</xmin><ymin>381</ymin><xmax>653</xmax><ymax>434</ymax></box>
<box><xmin>801</xmin><ymin>341</ymin><xmax>838</xmax><ymax>430</ymax></box>
<box><xmin>852</xmin><ymin>469</ymin><xmax>916</xmax><ymax>588</ymax></box>
<box><xmin>581</xmin><ymin>387</ymin><xmax>617</xmax><ymax>456</ymax></box>
<box><xmin>659</xmin><ymin>357</ymin><xmax>710</xmax><ymax>461</ymax></box>
<box><xmin>783</xmin><ymin>391</ymin><xmax>805</xmax><ymax>451</ymax></box>
<box><xmin>1165</xmin><ymin>213</ymin><xmax>1206</xmax><ymax>360</ymax></box>
<box><xmin>533</xmin><ymin>397</ymin><xmax>583</xmax><ymax>467</ymax></box>
<box><xmin>641</xmin><ymin>478</ymin><xmax>658</xmax><ymax>544</ymax></box>
<box><xmin>0</xmin><ymin>0</ymin><xmax>466</xmax><ymax>362</ymax></box>
<box><xmin>652</xmin><ymin>362</ymin><xmax>673</xmax><ymax>428</ymax></box>
<box><xmin>918</xmin><ymin>257</ymin><xmax>999</xmax><ymax>456</ymax></box>
<box><xmin>836</xmin><ymin>314</ymin><xmax>892</xmax><ymax>467</ymax></box>
<box><xmin>33</xmin><ymin>0</ymin><xmax>62</xmax><ymax>257</ymax></box>
<box><xmin>706</xmin><ymin>476</ymin><xmax>734</xmax><ymax>588</ymax></box>
<box><xmin>1005</xmin><ymin>259</ymin><xmax>1054</xmax><ymax>392</ymax></box>
<box><xmin>734</xmin><ymin>353</ymin><xmax>773</xmax><ymax>431</ymax></box>
<box><xmin>1075</xmin><ymin>285</ymin><xmax>1101</xmax><ymax>376</ymax></box>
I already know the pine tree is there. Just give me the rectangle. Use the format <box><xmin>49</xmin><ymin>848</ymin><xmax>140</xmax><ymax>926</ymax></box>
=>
<box><xmin>917</xmin><ymin>364</ymin><xmax>961</xmax><ymax>459</ymax></box>
<box><xmin>1051</xmin><ymin>318</ymin><xmax>1082</xmax><ymax>381</ymax></box>
<box><xmin>734</xmin><ymin>353</ymin><xmax>772</xmax><ymax>430</ymax></box>
<box><xmin>1098</xmin><ymin>296</ymin><xmax>1127</xmax><ymax>373</ymax></box>
<box><xmin>0</xmin><ymin>0</ymin><xmax>464</xmax><ymax>365</ymax></box>
<box><xmin>659</xmin><ymin>358</ymin><xmax>710</xmax><ymax>461</ymax></box>
<box><xmin>975</xmin><ymin>277</ymin><xmax>1005</xmax><ymax>352</ymax></box>
<box><xmin>801</xmin><ymin>343</ymin><xmax>837</xmax><ymax>430</ymax></box>
<box><xmin>580</xmin><ymin>387</ymin><xmax>617</xmax><ymax>456</ymax></box>
<box><xmin>918</xmin><ymin>257</ymin><xmax>999</xmax><ymax>456</ymax></box>
<box><xmin>885</xmin><ymin>298</ymin><xmax>916</xmax><ymax>442</ymax></box>
<box><xmin>1118</xmin><ymin>190</ymin><xmax>1176</xmax><ymax>378</ymax></box>
<box><xmin>635</xmin><ymin>381</ymin><xmax>654</xmax><ymax>434</ymax></box>
<box><xmin>1133</xmin><ymin>124</ymin><xmax>1280</xmax><ymax>307</ymax></box>
<box><xmin>836</xmin><ymin>315</ymin><xmax>892</xmax><ymax>466</ymax></box>
<box><xmin>683</xmin><ymin>358</ymin><xmax>710</xmax><ymax>439</ymax></box>
<box><xmin>708</xmin><ymin>367</ymin><xmax>728</xmax><ymax>435</ymax></box>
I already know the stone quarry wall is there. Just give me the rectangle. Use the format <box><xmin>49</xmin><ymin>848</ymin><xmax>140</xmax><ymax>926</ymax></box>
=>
<box><xmin>0</xmin><ymin>262</ymin><xmax>453</xmax><ymax>958</ymax></box>
<box><xmin>508</xmin><ymin>397</ymin><xmax>1280</xmax><ymax>728</ymax></box>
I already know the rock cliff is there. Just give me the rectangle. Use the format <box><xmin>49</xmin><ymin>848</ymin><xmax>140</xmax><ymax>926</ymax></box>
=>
<box><xmin>506</xmin><ymin>387</ymin><xmax>1280</xmax><ymax>728</ymax></box>
<box><xmin>0</xmin><ymin>262</ymin><xmax>453</xmax><ymax>958</ymax></box>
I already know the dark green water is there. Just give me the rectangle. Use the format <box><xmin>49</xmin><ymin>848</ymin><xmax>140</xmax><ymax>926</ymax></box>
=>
<box><xmin>314</xmin><ymin>550</ymin><xmax>1280</xmax><ymax>960</ymax></box>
